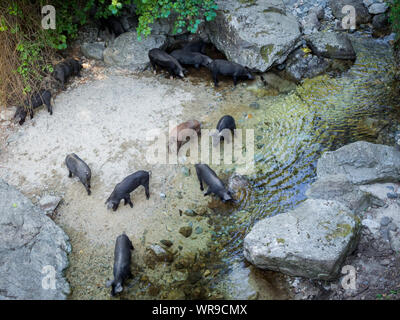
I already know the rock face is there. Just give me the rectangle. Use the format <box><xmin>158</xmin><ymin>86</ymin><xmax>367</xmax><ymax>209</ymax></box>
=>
<box><xmin>103</xmin><ymin>31</ymin><xmax>167</xmax><ymax>70</ymax></box>
<box><xmin>306</xmin><ymin>32</ymin><xmax>356</xmax><ymax>60</ymax></box>
<box><xmin>205</xmin><ymin>0</ymin><xmax>301</xmax><ymax>72</ymax></box>
<box><xmin>317</xmin><ymin>141</ymin><xmax>400</xmax><ymax>185</ymax></box>
<box><xmin>0</xmin><ymin>179</ymin><xmax>71</xmax><ymax>299</ymax></box>
<box><xmin>329</xmin><ymin>0</ymin><xmax>371</xmax><ymax>25</ymax></box>
<box><xmin>244</xmin><ymin>199</ymin><xmax>361</xmax><ymax>280</ymax></box>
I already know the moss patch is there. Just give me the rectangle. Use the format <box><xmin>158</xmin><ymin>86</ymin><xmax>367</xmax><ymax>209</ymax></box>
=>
<box><xmin>260</xmin><ymin>44</ymin><xmax>275</xmax><ymax>63</ymax></box>
<box><xmin>325</xmin><ymin>223</ymin><xmax>353</xmax><ymax>242</ymax></box>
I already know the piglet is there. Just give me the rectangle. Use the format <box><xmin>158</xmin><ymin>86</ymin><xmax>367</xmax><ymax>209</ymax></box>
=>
<box><xmin>65</xmin><ymin>153</ymin><xmax>92</xmax><ymax>195</ymax></box>
<box><xmin>105</xmin><ymin>171</ymin><xmax>150</xmax><ymax>211</ymax></box>
<box><xmin>195</xmin><ymin>164</ymin><xmax>234</xmax><ymax>203</ymax></box>
<box><xmin>106</xmin><ymin>233</ymin><xmax>134</xmax><ymax>296</ymax></box>
<box><xmin>14</xmin><ymin>89</ymin><xmax>53</xmax><ymax>125</ymax></box>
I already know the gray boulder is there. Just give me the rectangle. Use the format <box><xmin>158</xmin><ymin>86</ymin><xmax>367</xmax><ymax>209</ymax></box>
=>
<box><xmin>306</xmin><ymin>31</ymin><xmax>356</xmax><ymax>60</ymax></box>
<box><xmin>81</xmin><ymin>42</ymin><xmax>105</xmax><ymax>60</ymax></box>
<box><xmin>244</xmin><ymin>199</ymin><xmax>361</xmax><ymax>280</ymax></box>
<box><xmin>317</xmin><ymin>141</ymin><xmax>400</xmax><ymax>185</ymax></box>
<box><xmin>368</xmin><ymin>2</ymin><xmax>388</xmax><ymax>14</ymax></box>
<box><xmin>280</xmin><ymin>47</ymin><xmax>331</xmax><ymax>82</ymax></box>
<box><xmin>306</xmin><ymin>174</ymin><xmax>372</xmax><ymax>214</ymax></box>
<box><xmin>372</xmin><ymin>13</ymin><xmax>390</xmax><ymax>37</ymax></box>
<box><xmin>205</xmin><ymin>0</ymin><xmax>301</xmax><ymax>72</ymax></box>
<box><xmin>329</xmin><ymin>0</ymin><xmax>371</xmax><ymax>25</ymax></box>
<box><xmin>38</xmin><ymin>194</ymin><xmax>62</xmax><ymax>216</ymax></box>
<box><xmin>0</xmin><ymin>179</ymin><xmax>71</xmax><ymax>299</ymax></box>
<box><xmin>103</xmin><ymin>31</ymin><xmax>167</xmax><ymax>71</ymax></box>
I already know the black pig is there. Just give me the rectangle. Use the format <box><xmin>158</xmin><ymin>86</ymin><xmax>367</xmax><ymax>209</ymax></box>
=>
<box><xmin>170</xmin><ymin>49</ymin><xmax>213</xmax><ymax>69</ymax></box>
<box><xmin>65</xmin><ymin>58</ymin><xmax>83</xmax><ymax>77</ymax></box>
<box><xmin>65</xmin><ymin>153</ymin><xmax>92</xmax><ymax>195</ymax></box>
<box><xmin>106</xmin><ymin>171</ymin><xmax>150</xmax><ymax>211</ymax></box>
<box><xmin>53</xmin><ymin>59</ymin><xmax>82</xmax><ymax>89</ymax></box>
<box><xmin>208</xmin><ymin>59</ymin><xmax>254</xmax><ymax>87</ymax></box>
<box><xmin>195</xmin><ymin>164</ymin><xmax>233</xmax><ymax>203</ymax></box>
<box><xmin>99</xmin><ymin>16</ymin><xmax>126</xmax><ymax>37</ymax></box>
<box><xmin>148</xmin><ymin>49</ymin><xmax>185</xmax><ymax>78</ymax></box>
<box><xmin>211</xmin><ymin>115</ymin><xmax>236</xmax><ymax>146</ymax></box>
<box><xmin>183</xmin><ymin>39</ymin><xmax>207</xmax><ymax>54</ymax></box>
<box><xmin>14</xmin><ymin>90</ymin><xmax>53</xmax><ymax>125</ymax></box>
<box><xmin>106</xmin><ymin>233</ymin><xmax>134</xmax><ymax>296</ymax></box>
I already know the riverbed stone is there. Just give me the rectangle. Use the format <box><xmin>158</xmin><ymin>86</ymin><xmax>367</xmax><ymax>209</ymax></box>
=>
<box><xmin>0</xmin><ymin>107</ymin><xmax>16</xmax><ymax>121</ymax></box>
<box><xmin>305</xmin><ymin>32</ymin><xmax>356</xmax><ymax>60</ymax></box>
<box><xmin>329</xmin><ymin>0</ymin><xmax>371</xmax><ymax>25</ymax></box>
<box><xmin>38</xmin><ymin>194</ymin><xmax>62</xmax><ymax>215</ymax></box>
<box><xmin>280</xmin><ymin>47</ymin><xmax>331</xmax><ymax>82</ymax></box>
<box><xmin>316</xmin><ymin>141</ymin><xmax>400</xmax><ymax>185</ymax></box>
<box><xmin>244</xmin><ymin>199</ymin><xmax>361</xmax><ymax>280</ymax></box>
<box><xmin>0</xmin><ymin>179</ymin><xmax>71</xmax><ymax>299</ymax></box>
<box><xmin>179</xmin><ymin>226</ymin><xmax>192</xmax><ymax>238</ymax></box>
<box><xmin>205</xmin><ymin>0</ymin><xmax>301</xmax><ymax>72</ymax></box>
<box><xmin>368</xmin><ymin>2</ymin><xmax>388</xmax><ymax>14</ymax></box>
<box><xmin>103</xmin><ymin>31</ymin><xmax>167</xmax><ymax>71</ymax></box>
<box><xmin>81</xmin><ymin>42</ymin><xmax>105</xmax><ymax>60</ymax></box>
<box><xmin>148</xmin><ymin>244</ymin><xmax>174</xmax><ymax>262</ymax></box>
<box><xmin>372</xmin><ymin>13</ymin><xmax>390</xmax><ymax>37</ymax></box>
<box><xmin>306</xmin><ymin>174</ymin><xmax>371</xmax><ymax>214</ymax></box>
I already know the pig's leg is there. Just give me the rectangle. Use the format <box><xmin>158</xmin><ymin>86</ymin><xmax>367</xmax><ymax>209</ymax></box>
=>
<box><xmin>144</xmin><ymin>181</ymin><xmax>150</xmax><ymax>200</ymax></box>
<box><xmin>45</xmin><ymin>100</ymin><xmax>53</xmax><ymax>115</ymax></box>
<box><xmin>195</xmin><ymin>167</ymin><xmax>204</xmax><ymax>191</ymax></box>
<box><xmin>212</xmin><ymin>71</ymin><xmax>219</xmax><ymax>87</ymax></box>
<box><xmin>124</xmin><ymin>195</ymin><xmax>133</xmax><ymax>208</ymax></box>
<box><xmin>85</xmin><ymin>185</ymin><xmax>91</xmax><ymax>196</ymax></box>
<box><xmin>29</xmin><ymin>108</ymin><xmax>34</xmax><ymax>119</ymax></box>
<box><xmin>150</xmin><ymin>60</ymin><xmax>157</xmax><ymax>74</ymax></box>
<box><xmin>233</xmin><ymin>74</ymin><xmax>238</xmax><ymax>86</ymax></box>
<box><xmin>204</xmin><ymin>188</ymin><xmax>212</xmax><ymax>196</ymax></box>
<box><xmin>68</xmin><ymin>170</ymin><xmax>73</xmax><ymax>178</ymax></box>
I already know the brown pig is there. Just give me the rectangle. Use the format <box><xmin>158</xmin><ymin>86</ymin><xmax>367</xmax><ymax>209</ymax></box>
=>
<box><xmin>169</xmin><ymin>120</ymin><xmax>201</xmax><ymax>153</ymax></box>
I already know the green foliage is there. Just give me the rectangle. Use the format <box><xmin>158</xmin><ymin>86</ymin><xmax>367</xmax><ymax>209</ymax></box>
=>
<box><xmin>0</xmin><ymin>0</ymin><xmax>218</xmax><ymax>104</ymax></box>
<box><xmin>389</xmin><ymin>0</ymin><xmax>400</xmax><ymax>41</ymax></box>
<box><xmin>134</xmin><ymin>0</ymin><xmax>218</xmax><ymax>39</ymax></box>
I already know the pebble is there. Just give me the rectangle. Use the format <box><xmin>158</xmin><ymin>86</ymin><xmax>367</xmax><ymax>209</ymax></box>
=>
<box><xmin>160</xmin><ymin>240</ymin><xmax>173</xmax><ymax>247</ymax></box>
<box><xmin>195</xmin><ymin>226</ymin><xmax>203</xmax><ymax>234</ymax></box>
<box><xmin>249</xmin><ymin>102</ymin><xmax>260</xmax><ymax>109</ymax></box>
<box><xmin>387</xmin><ymin>192</ymin><xmax>398</xmax><ymax>199</ymax></box>
<box><xmin>179</xmin><ymin>226</ymin><xmax>193</xmax><ymax>238</ymax></box>
<box><xmin>380</xmin><ymin>259</ymin><xmax>391</xmax><ymax>266</ymax></box>
<box><xmin>184</xmin><ymin>209</ymin><xmax>196</xmax><ymax>217</ymax></box>
<box><xmin>380</xmin><ymin>216</ymin><xmax>392</xmax><ymax>227</ymax></box>
<box><xmin>160</xmin><ymin>193</ymin><xmax>166</xmax><ymax>199</ymax></box>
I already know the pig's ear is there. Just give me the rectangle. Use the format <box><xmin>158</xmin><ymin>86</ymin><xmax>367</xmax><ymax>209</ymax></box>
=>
<box><xmin>115</xmin><ymin>283</ymin><xmax>123</xmax><ymax>293</ymax></box>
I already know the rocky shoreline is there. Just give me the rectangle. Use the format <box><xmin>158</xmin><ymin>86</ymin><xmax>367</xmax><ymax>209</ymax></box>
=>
<box><xmin>0</xmin><ymin>0</ymin><xmax>399</xmax><ymax>300</ymax></box>
<box><xmin>244</xmin><ymin>141</ymin><xmax>400</xmax><ymax>299</ymax></box>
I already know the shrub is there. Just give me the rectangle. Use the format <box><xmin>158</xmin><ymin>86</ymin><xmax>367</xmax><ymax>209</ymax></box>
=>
<box><xmin>0</xmin><ymin>0</ymin><xmax>217</xmax><ymax>108</ymax></box>
<box><xmin>389</xmin><ymin>0</ymin><xmax>400</xmax><ymax>42</ymax></box>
